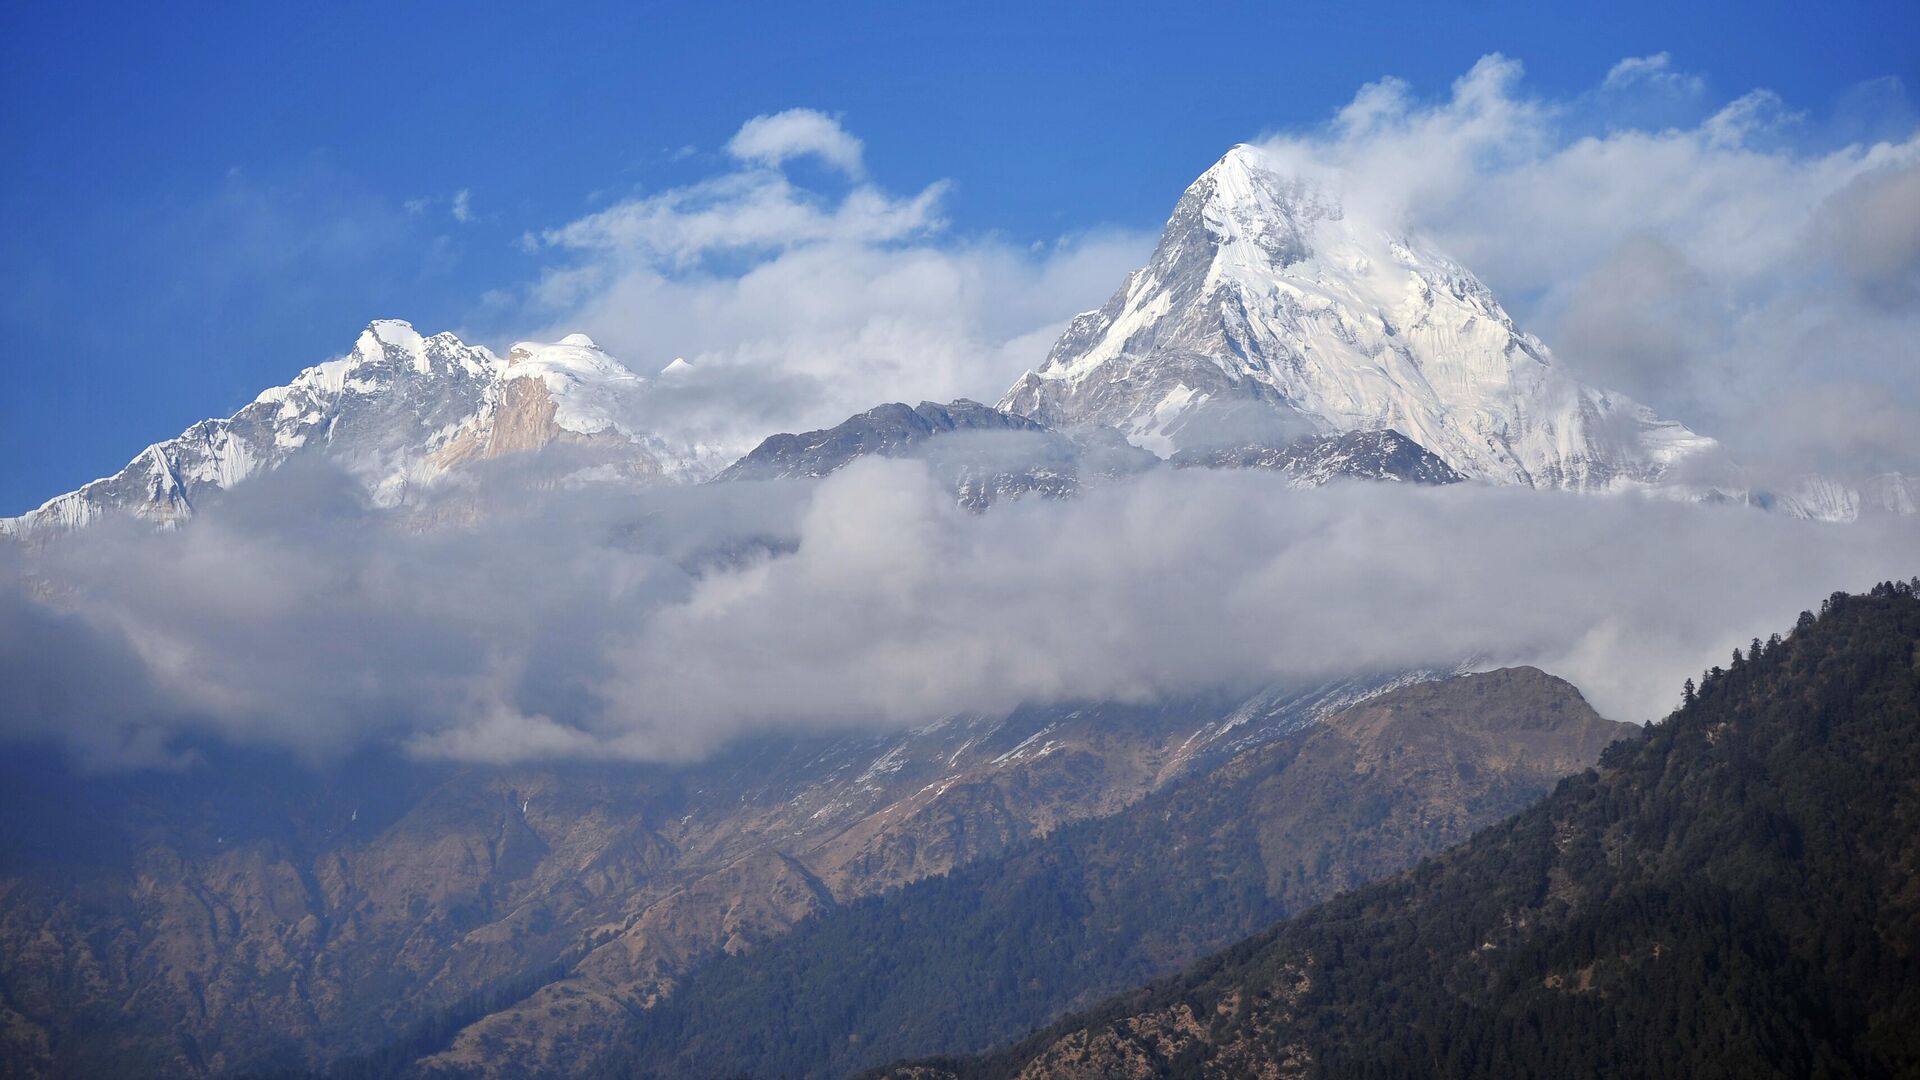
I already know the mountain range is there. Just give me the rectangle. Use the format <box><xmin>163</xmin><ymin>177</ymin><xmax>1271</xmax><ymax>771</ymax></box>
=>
<box><xmin>7</xmin><ymin>145</ymin><xmax>1914</xmax><ymax>533</ymax></box>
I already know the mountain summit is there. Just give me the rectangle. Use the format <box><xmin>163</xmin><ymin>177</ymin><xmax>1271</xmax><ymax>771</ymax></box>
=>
<box><xmin>1000</xmin><ymin>144</ymin><xmax>1722</xmax><ymax>494</ymax></box>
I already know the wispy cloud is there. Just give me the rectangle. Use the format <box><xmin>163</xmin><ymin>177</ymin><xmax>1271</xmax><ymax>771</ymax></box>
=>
<box><xmin>504</xmin><ymin>108</ymin><xmax>1151</xmax><ymax>460</ymax></box>
<box><xmin>539</xmin><ymin>170</ymin><xmax>947</xmax><ymax>262</ymax></box>
<box><xmin>1601</xmin><ymin>52</ymin><xmax>1705</xmax><ymax>97</ymax></box>
<box><xmin>725</xmin><ymin>107</ymin><xmax>866</xmax><ymax>177</ymax></box>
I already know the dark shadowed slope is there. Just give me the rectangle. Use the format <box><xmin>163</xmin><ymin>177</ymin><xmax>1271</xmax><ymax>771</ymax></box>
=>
<box><xmin>712</xmin><ymin>399</ymin><xmax>1156</xmax><ymax>510</ymax></box>
<box><xmin>883</xmin><ymin>583</ymin><xmax>1920</xmax><ymax>1080</ymax></box>
<box><xmin>590</xmin><ymin>668</ymin><xmax>1629</xmax><ymax>1079</ymax></box>
<box><xmin>0</xmin><ymin>680</ymin><xmax>1411</xmax><ymax>1079</ymax></box>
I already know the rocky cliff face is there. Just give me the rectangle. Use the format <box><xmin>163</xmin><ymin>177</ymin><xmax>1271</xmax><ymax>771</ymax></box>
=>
<box><xmin>721</xmin><ymin>401</ymin><xmax>1464</xmax><ymax>509</ymax></box>
<box><xmin>1170</xmin><ymin>429</ymin><xmax>1464</xmax><ymax>486</ymax></box>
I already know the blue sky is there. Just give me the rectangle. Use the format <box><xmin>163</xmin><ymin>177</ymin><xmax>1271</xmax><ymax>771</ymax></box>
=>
<box><xmin>2</xmin><ymin>0</ymin><xmax>1916</xmax><ymax>514</ymax></box>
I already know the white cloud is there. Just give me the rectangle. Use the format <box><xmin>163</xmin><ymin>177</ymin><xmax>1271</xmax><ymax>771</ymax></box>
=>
<box><xmin>1248</xmin><ymin>54</ymin><xmax>1920</xmax><ymax>484</ymax></box>
<box><xmin>595</xmin><ymin>462</ymin><xmax>1917</xmax><ymax>750</ymax></box>
<box><xmin>1819</xmin><ymin>162</ymin><xmax>1920</xmax><ymax>307</ymax></box>
<box><xmin>451</xmin><ymin>188</ymin><xmax>473</xmax><ymax>223</ymax></box>
<box><xmin>510</xmin><ymin>111</ymin><xmax>1151</xmax><ymax>460</ymax></box>
<box><xmin>1701</xmin><ymin>89</ymin><xmax>1800</xmax><ymax>147</ymax></box>
<box><xmin>1602</xmin><ymin>52</ymin><xmax>1705</xmax><ymax>97</ymax></box>
<box><xmin>539</xmin><ymin>170</ymin><xmax>948</xmax><ymax>263</ymax></box>
<box><xmin>9</xmin><ymin>462</ymin><xmax>1915</xmax><ymax>767</ymax></box>
<box><xmin>521</xmin><ymin>229</ymin><xmax>1149</xmax><ymax>458</ymax></box>
<box><xmin>726</xmin><ymin>107</ymin><xmax>866</xmax><ymax>177</ymax></box>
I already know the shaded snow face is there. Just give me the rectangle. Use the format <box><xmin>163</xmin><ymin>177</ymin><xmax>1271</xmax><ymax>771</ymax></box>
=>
<box><xmin>4</xmin><ymin>457</ymin><xmax>1916</xmax><ymax>769</ymax></box>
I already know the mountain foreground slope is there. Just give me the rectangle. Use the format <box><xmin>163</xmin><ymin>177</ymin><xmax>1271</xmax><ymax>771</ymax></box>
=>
<box><xmin>585</xmin><ymin>668</ymin><xmax>1628</xmax><ymax>1080</ymax></box>
<box><xmin>881</xmin><ymin>583</ymin><xmax>1920</xmax><ymax>1080</ymax></box>
<box><xmin>0</xmin><ymin>675</ymin><xmax>1426</xmax><ymax>1078</ymax></box>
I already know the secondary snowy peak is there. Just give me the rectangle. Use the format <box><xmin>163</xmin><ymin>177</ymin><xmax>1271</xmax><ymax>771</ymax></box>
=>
<box><xmin>3</xmin><ymin>322</ymin><xmax>689</xmax><ymax>535</ymax></box>
<box><xmin>501</xmin><ymin>335</ymin><xmax>650</xmax><ymax>440</ymax></box>
<box><xmin>1000</xmin><ymin>143</ymin><xmax>1721</xmax><ymax>495</ymax></box>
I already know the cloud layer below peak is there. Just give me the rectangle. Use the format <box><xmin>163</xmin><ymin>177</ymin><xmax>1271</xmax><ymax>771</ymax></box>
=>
<box><xmin>6</xmin><ymin>460</ymin><xmax>1916</xmax><ymax>770</ymax></box>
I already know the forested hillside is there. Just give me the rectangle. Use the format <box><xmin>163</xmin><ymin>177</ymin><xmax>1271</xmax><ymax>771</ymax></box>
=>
<box><xmin>883</xmin><ymin>583</ymin><xmax>1920</xmax><ymax>1080</ymax></box>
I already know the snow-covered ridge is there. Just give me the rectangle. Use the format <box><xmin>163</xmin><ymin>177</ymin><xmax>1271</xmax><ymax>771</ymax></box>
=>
<box><xmin>1</xmin><ymin>321</ymin><xmax>695</xmax><ymax>535</ymax></box>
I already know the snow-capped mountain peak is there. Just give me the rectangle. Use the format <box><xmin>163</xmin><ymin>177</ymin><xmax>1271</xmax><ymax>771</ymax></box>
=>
<box><xmin>2</xmin><ymin>323</ymin><xmax>693</xmax><ymax>535</ymax></box>
<box><xmin>502</xmin><ymin>337</ymin><xmax>650</xmax><ymax>440</ymax></box>
<box><xmin>1002</xmin><ymin>143</ymin><xmax>1723</xmax><ymax>495</ymax></box>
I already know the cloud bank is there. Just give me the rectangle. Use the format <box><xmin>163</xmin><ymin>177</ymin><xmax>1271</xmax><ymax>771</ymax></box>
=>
<box><xmin>6</xmin><ymin>461</ymin><xmax>1914</xmax><ymax>769</ymax></box>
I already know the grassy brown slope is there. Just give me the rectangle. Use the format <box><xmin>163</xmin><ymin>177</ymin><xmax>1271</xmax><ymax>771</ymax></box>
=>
<box><xmin>590</xmin><ymin>667</ymin><xmax>1629</xmax><ymax>1079</ymax></box>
